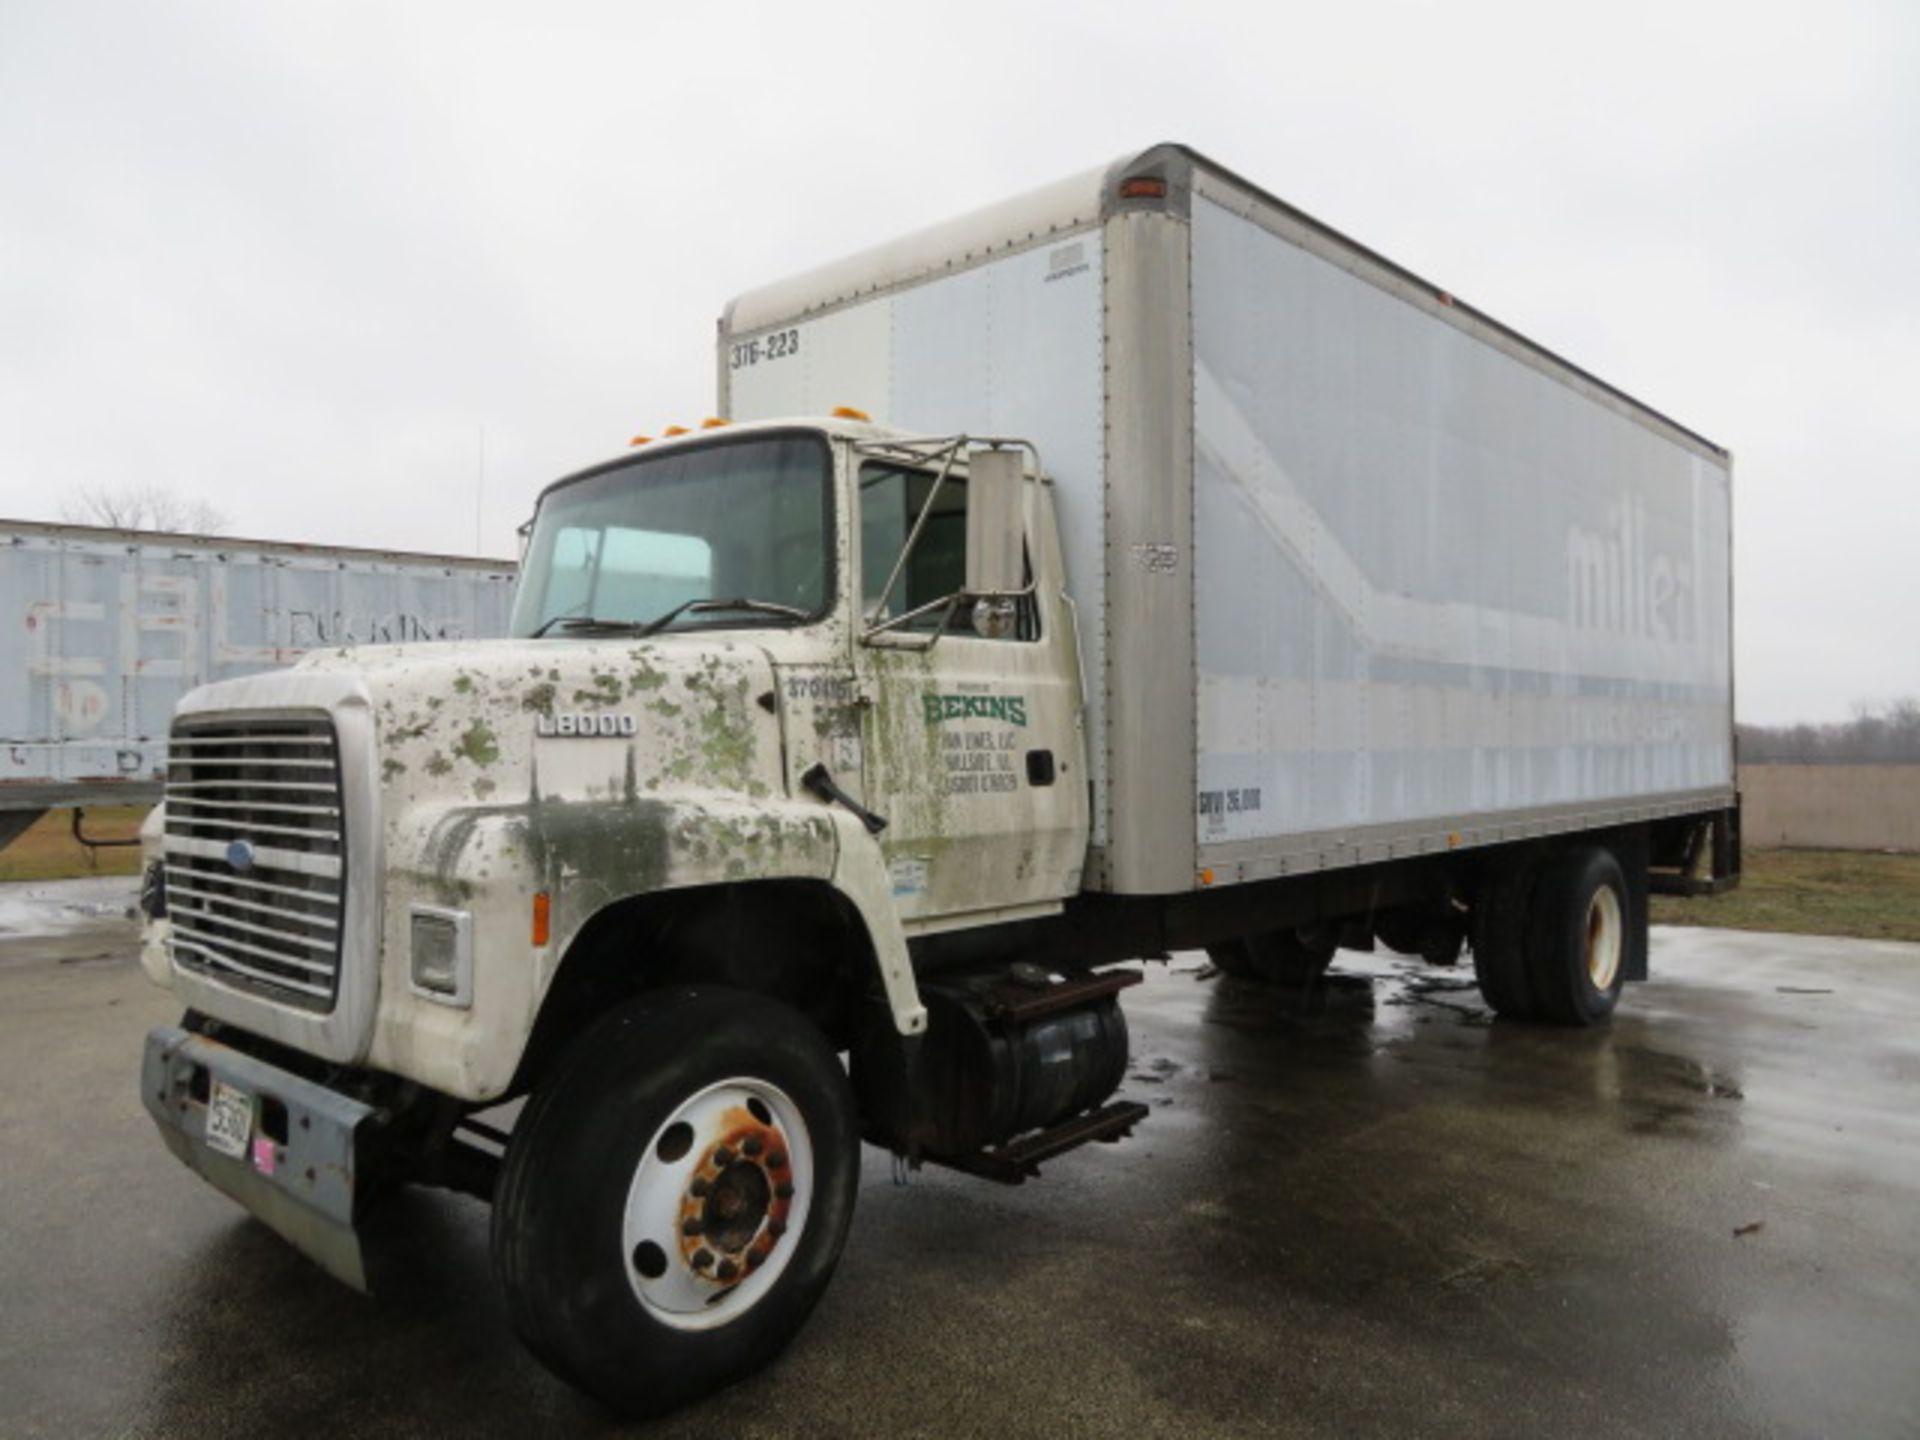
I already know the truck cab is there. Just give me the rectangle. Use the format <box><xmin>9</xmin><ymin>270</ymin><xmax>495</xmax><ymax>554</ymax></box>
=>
<box><xmin>139</xmin><ymin>416</ymin><xmax>1131</xmax><ymax>1417</ymax></box>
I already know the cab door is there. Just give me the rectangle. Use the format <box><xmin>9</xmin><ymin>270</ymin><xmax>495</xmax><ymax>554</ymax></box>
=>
<box><xmin>853</xmin><ymin>458</ymin><xmax>1086</xmax><ymax>926</ymax></box>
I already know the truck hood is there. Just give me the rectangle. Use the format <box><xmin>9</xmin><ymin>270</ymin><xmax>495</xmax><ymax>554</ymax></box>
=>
<box><xmin>156</xmin><ymin>633</ymin><xmax>844</xmax><ymax>1090</ymax></box>
<box><xmin>286</xmin><ymin>635</ymin><xmax>786</xmax><ymax>810</ymax></box>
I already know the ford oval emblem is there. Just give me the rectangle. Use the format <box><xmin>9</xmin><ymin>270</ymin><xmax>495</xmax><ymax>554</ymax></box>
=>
<box><xmin>225</xmin><ymin>839</ymin><xmax>257</xmax><ymax>873</ymax></box>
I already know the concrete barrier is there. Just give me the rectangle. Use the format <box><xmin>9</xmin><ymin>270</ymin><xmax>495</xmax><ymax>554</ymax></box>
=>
<box><xmin>1739</xmin><ymin>763</ymin><xmax>1920</xmax><ymax>852</ymax></box>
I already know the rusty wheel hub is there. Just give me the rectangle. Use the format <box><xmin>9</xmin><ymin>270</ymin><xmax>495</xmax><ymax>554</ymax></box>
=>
<box><xmin>622</xmin><ymin>1078</ymin><xmax>813</xmax><ymax>1331</ymax></box>
<box><xmin>680</xmin><ymin>1120</ymin><xmax>797</xmax><ymax>1280</ymax></box>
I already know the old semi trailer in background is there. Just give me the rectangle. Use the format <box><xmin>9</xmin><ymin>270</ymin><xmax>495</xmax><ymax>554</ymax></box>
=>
<box><xmin>136</xmin><ymin>145</ymin><xmax>1739</xmax><ymax>1417</ymax></box>
<box><xmin>0</xmin><ymin>519</ymin><xmax>515</xmax><ymax>847</ymax></box>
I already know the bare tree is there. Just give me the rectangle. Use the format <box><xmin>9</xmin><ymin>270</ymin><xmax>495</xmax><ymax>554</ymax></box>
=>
<box><xmin>1740</xmin><ymin>697</ymin><xmax>1920</xmax><ymax>764</ymax></box>
<box><xmin>60</xmin><ymin>483</ymin><xmax>229</xmax><ymax>535</ymax></box>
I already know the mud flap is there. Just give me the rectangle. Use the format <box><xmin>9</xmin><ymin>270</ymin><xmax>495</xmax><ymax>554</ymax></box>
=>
<box><xmin>1615</xmin><ymin>826</ymin><xmax>1652</xmax><ymax>983</ymax></box>
<box><xmin>142</xmin><ymin>1026</ymin><xmax>377</xmax><ymax>1291</ymax></box>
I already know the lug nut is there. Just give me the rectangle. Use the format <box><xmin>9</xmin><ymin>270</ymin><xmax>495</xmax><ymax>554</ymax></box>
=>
<box><xmin>768</xmin><ymin>1218</ymin><xmax>787</xmax><ymax>1237</ymax></box>
<box><xmin>745</xmin><ymin>1250</ymin><xmax>763</xmax><ymax>1269</ymax></box>
<box><xmin>743</xmin><ymin>1135</ymin><xmax>764</xmax><ymax>1156</ymax></box>
<box><xmin>712</xmin><ymin>1146</ymin><xmax>734</xmax><ymax>1167</ymax></box>
<box><xmin>689</xmin><ymin>1177</ymin><xmax>710</xmax><ymax>1198</ymax></box>
<box><xmin>775</xmin><ymin>1181</ymin><xmax>795</xmax><ymax>1199</ymax></box>
<box><xmin>681</xmin><ymin>1217</ymin><xmax>703</xmax><ymax>1236</ymax></box>
<box><xmin>716</xmin><ymin>1259</ymin><xmax>739</xmax><ymax>1281</ymax></box>
<box><xmin>691</xmin><ymin>1248</ymin><xmax>714</xmax><ymax>1270</ymax></box>
<box><xmin>767</xmin><ymin>1151</ymin><xmax>787</xmax><ymax>1169</ymax></box>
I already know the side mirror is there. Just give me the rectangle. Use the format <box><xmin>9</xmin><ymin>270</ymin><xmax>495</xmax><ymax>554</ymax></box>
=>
<box><xmin>964</xmin><ymin>448</ymin><xmax>1024</xmax><ymax>595</ymax></box>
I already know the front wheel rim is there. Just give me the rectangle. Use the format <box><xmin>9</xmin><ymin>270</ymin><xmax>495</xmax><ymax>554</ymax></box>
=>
<box><xmin>621</xmin><ymin>1077</ymin><xmax>814</xmax><ymax>1331</ymax></box>
<box><xmin>1585</xmin><ymin>884</ymin><xmax>1624</xmax><ymax>991</ymax></box>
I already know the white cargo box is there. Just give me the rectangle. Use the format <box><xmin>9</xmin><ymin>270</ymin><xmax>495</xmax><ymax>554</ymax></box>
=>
<box><xmin>0</xmin><ymin>519</ymin><xmax>516</xmax><ymax>806</ymax></box>
<box><xmin>722</xmin><ymin>144</ymin><xmax>1734</xmax><ymax>896</ymax></box>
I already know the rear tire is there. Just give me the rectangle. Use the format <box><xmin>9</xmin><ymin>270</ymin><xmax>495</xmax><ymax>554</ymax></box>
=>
<box><xmin>492</xmin><ymin>987</ymin><xmax>859</xmax><ymax>1418</ymax></box>
<box><xmin>1418</xmin><ymin>917</ymin><xmax>1465</xmax><ymax>967</ymax></box>
<box><xmin>1525</xmin><ymin>847</ymin><xmax>1629</xmax><ymax>1026</ymax></box>
<box><xmin>1472</xmin><ymin>858</ymin><xmax>1537</xmax><ymax>1019</ymax></box>
<box><xmin>1210</xmin><ymin>929</ymin><xmax>1336</xmax><ymax>988</ymax></box>
<box><xmin>1371</xmin><ymin>910</ymin><xmax>1427</xmax><ymax>957</ymax></box>
<box><xmin>1244</xmin><ymin>928</ymin><xmax>1337</xmax><ymax>988</ymax></box>
<box><xmin>1205</xmin><ymin>941</ymin><xmax>1260</xmax><ymax>979</ymax></box>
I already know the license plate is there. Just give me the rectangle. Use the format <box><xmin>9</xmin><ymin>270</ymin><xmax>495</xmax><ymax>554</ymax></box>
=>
<box><xmin>205</xmin><ymin>1079</ymin><xmax>253</xmax><ymax>1160</ymax></box>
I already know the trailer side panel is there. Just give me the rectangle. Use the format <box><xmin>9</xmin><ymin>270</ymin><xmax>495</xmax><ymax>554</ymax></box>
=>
<box><xmin>0</xmin><ymin>523</ymin><xmax>515</xmax><ymax>801</ymax></box>
<box><xmin>1188</xmin><ymin>185</ymin><xmax>1734</xmax><ymax>867</ymax></box>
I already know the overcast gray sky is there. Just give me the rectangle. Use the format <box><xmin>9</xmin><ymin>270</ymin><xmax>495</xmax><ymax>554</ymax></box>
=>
<box><xmin>2</xmin><ymin>0</ymin><xmax>1914</xmax><ymax>725</ymax></box>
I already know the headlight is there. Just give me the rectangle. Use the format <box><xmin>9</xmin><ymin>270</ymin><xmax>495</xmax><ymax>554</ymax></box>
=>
<box><xmin>408</xmin><ymin>905</ymin><xmax>473</xmax><ymax>1007</ymax></box>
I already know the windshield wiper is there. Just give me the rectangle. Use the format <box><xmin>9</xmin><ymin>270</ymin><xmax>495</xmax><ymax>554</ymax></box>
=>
<box><xmin>636</xmin><ymin>597</ymin><xmax>809</xmax><ymax>637</ymax></box>
<box><xmin>529</xmin><ymin>612</ymin><xmax>646</xmax><ymax>639</ymax></box>
<box><xmin>530</xmin><ymin>597</ymin><xmax>809</xmax><ymax>640</ymax></box>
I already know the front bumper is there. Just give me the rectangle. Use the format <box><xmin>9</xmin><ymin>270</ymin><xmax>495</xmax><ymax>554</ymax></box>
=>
<box><xmin>142</xmin><ymin>1025</ymin><xmax>377</xmax><ymax>1290</ymax></box>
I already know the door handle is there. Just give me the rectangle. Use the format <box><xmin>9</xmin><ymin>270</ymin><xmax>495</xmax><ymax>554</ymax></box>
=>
<box><xmin>1025</xmin><ymin>750</ymin><xmax>1057</xmax><ymax>786</ymax></box>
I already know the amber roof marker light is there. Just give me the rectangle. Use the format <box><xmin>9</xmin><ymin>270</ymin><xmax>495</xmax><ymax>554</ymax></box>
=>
<box><xmin>831</xmin><ymin>406</ymin><xmax>871</xmax><ymax>422</ymax></box>
<box><xmin>1118</xmin><ymin>176</ymin><xmax>1167</xmax><ymax>199</ymax></box>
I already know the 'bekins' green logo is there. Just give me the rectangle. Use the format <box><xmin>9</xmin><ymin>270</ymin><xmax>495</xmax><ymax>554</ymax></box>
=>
<box><xmin>923</xmin><ymin>693</ymin><xmax>1028</xmax><ymax>727</ymax></box>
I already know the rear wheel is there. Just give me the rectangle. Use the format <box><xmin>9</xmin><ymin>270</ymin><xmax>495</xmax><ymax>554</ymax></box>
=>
<box><xmin>1378</xmin><ymin>908</ymin><xmax>1466</xmax><ymax>966</ymax></box>
<box><xmin>492</xmin><ymin>987</ymin><xmax>859</xmax><ymax>1418</ymax></box>
<box><xmin>1418</xmin><ymin>918</ymin><xmax>1465</xmax><ymax>967</ymax></box>
<box><xmin>1209</xmin><ymin>929</ymin><xmax>1336</xmax><ymax>988</ymax></box>
<box><xmin>1525</xmin><ymin>846</ymin><xmax>1629</xmax><ymax>1026</ymax></box>
<box><xmin>1249</xmin><ymin>928</ymin><xmax>1336</xmax><ymax>988</ymax></box>
<box><xmin>1205</xmin><ymin>941</ymin><xmax>1260</xmax><ymax>979</ymax></box>
<box><xmin>1472</xmin><ymin>857</ymin><xmax>1537</xmax><ymax>1019</ymax></box>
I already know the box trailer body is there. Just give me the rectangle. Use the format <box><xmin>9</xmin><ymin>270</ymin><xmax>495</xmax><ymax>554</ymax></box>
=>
<box><xmin>0</xmin><ymin>518</ymin><xmax>516</xmax><ymax>821</ymax></box>
<box><xmin>722</xmin><ymin>144</ymin><xmax>1735</xmax><ymax>897</ymax></box>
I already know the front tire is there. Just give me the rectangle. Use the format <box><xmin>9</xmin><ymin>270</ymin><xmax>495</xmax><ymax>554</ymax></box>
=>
<box><xmin>492</xmin><ymin>987</ymin><xmax>859</xmax><ymax>1418</ymax></box>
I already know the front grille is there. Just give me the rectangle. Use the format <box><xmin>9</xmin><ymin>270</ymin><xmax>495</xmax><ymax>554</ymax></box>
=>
<box><xmin>162</xmin><ymin>717</ymin><xmax>347</xmax><ymax>1012</ymax></box>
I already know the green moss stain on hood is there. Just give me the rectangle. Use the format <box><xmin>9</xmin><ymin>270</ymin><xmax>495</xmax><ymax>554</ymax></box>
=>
<box><xmin>364</xmin><ymin>636</ymin><xmax>810</xmax><ymax>918</ymax></box>
<box><xmin>457</xmin><ymin>720</ymin><xmax>500</xmax><ymax>767</ymax></box>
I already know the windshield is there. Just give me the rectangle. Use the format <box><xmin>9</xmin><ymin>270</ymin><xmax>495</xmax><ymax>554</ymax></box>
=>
<box><xmin>510</xmin><ymin>433</ymin><xmax>833</xmax><ymax>638</ymax></box>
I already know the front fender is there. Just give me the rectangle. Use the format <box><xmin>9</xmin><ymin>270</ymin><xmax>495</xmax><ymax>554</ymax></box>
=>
<box><xmin>818</xmin><ymin>809</ymin><xmax>926</xmax><ymax>1037</ymax></box>
<box><xmin>522</xmin><ymin>794</ymin><xmax>924</xmax><ymax>1038</ymax></box>
<box><xmin>543</xmin><ymin>794</ymin><xmax>841</xmax><ymax>950</ymax></box>
<box><xmin>373</xmin><ymin>791</ymin><xmax>924</xmax><ymax>1099</ymax></box>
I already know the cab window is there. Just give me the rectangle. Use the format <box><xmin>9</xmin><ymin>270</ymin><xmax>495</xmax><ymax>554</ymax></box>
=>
<box><xmin>859</xmin><ymin>463</ymin><xmax>1036</xmax><ymax>639</ymax></box>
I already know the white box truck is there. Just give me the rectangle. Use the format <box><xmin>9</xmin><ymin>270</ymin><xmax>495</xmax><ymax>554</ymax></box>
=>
<box><xmin>137</xmin><ymin>145</ymin><xmax>1738</xmax><ymax>1417</ymax></box>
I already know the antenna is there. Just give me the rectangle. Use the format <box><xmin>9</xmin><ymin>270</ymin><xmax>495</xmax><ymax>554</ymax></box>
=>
<box><xmin>475</xmin><ymin>424</ymin><xmax>486</xmax><ymax>555</ymax></box>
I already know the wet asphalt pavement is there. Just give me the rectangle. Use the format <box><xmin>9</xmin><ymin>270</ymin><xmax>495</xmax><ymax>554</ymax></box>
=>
<box><xmin>3</xmin><ymin>890</ymin><xmax>1918</xmax><ymax>1438</ymax></box>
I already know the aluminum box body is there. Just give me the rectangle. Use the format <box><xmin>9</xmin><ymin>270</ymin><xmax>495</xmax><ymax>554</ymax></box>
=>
<box><xmin>722</xmin><ymin>145</ymin><xmax>1735</xmax><ymax>895</ymax></box>
<box><xmin>0</xmin><ymin>519</ymin><xmax>515</xmax><ymax>806</ymax></box>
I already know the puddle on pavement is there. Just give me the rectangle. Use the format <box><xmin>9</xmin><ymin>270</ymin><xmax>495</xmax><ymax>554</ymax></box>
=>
<box><xmin>1604</xmin><ymin>1043</ymin><xmax>1747</xmax><ymax>1137</ymax></box>
<box><xmin>1175</xmin><ymin>952</ymin><xmax>1753</xmax><ymax>1148</ymax></box>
